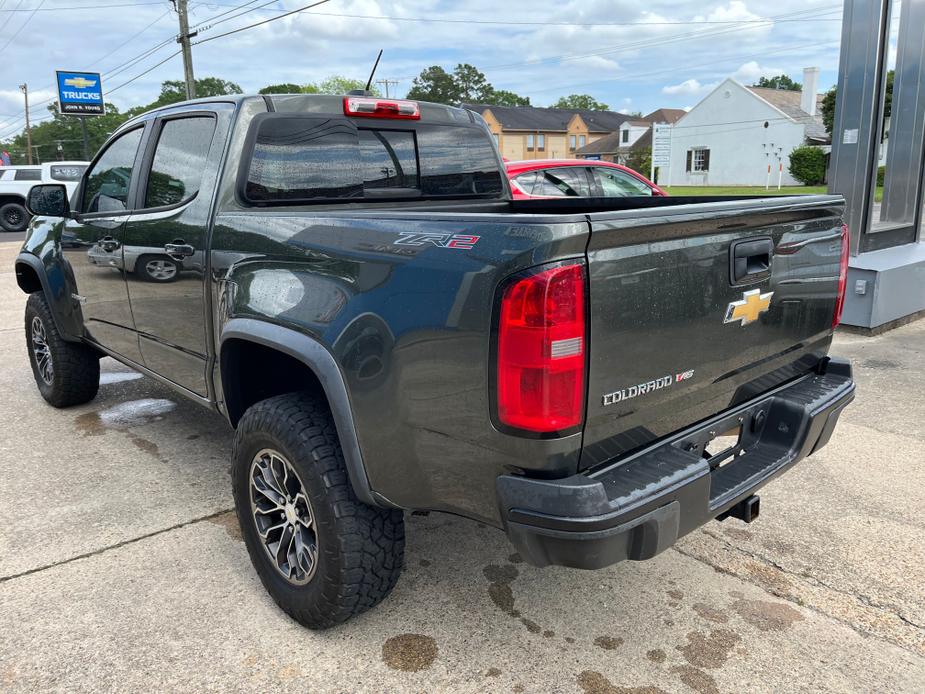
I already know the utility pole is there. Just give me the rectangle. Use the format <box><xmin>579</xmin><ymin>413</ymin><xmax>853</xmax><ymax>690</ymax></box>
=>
<box><xmin>19</xmin><ymin>83</ymin><xmax>33</xmax><ymax>165</ymax></box>
<box><xmin>173</xmin><ymin>0</ymin><xmax>197</xmax><ymax>100</ymax></box>
<box><xmin>375</xmin><ymin>79</ymin><xmax>400</xmax><ymax>98</ymax></box>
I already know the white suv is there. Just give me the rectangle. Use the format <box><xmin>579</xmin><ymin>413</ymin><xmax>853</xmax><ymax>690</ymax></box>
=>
<box><xmin>0</xmin><ymin>161</ymin><xmax>88</xmax><ymax>232</ymax></box>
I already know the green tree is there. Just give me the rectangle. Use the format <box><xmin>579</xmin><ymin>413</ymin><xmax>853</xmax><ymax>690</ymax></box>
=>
<box><xmin>753</xmin><ymin>75</ymin><xmax>802</xmax><ymax>91</ymax></box>
<box><xmin>821</xmin><ymin>86</ymin><xmax>837</xmax><ymax>134</ymax></box>
<box><xmin>481</xmin><ymin>88</ymin><xmax>530</xmax><ymax>107</ymax></box>
<box><xmin>407</xmin><ymin>66</ymin><xmax>461</xmax><ymax>104</ymax></box>
<box><xmin>129</xmin><ymin>76</ymin><xmax>242</xmax><ymax>116</ymax></box>
<box><xmin>452</xmin><ymin>63</ymin><xmax>492</xmax><ymax>102</ymax></box>
<box><xmin>316</xmin><ymin>75</ymin><xmax>379</xmax><ymax>95</ymax></box>
<box><xmin>626</xmin><ymin>147</ymin><xmax>652</xmax><ymax>177</ymax></box>
<box><xmin>820</xmin><ymin>70</ymin><xmax>893</xmax><ymax>135</ymax></box>
<box><xmin>788</xmin><ymin>145</ymin><xmax>827</xmax><ymax>185</ymax></box>
<box><xmin>2</xmin><ymin>102</ymin><xmax>129</xmax><ymax>163</ymax></box>
<box><xmin>552</xmin><ymin>94</ymin><xmax>610</xmax><ymax>111</ymax></box>
<box><xmin>258</xmin><ymin>83</ymin><xmax>303</xmax><ymax>94</ymax></box>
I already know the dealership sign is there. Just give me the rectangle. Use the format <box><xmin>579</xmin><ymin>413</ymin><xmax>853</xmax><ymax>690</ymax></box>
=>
<box><xmin>56</xmin><ymin>71</ymin><xmax>105</xmax><ymax>115</ymax></box>
<box><xmin>652</xmin><ymin>123</ymin><xmax>672</xmax><ymax>167</ymax></box>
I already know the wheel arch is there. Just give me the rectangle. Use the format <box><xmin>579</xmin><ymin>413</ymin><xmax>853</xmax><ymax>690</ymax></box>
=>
<box><xmin>15</xmin><ymin>253</ymin><xmax>83</xmax><ymax>340</ymax></box>
<box><xmin>0</xmin><ymin>193</ymin><xmax>27</xmax><ymax>206</ymax></box>
<box><xmin>219</xmin><ymin>318</ymin><xmax>384</xmax><ymax>508</ymax></box>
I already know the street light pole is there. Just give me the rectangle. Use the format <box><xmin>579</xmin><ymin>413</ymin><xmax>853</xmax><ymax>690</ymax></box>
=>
<box><xmin>173</xmin><ymin>0</ymin><xmax>196</xmax><ymax>100</ymax></box>
<box><xmin>19</xmin><ymin>83</ymin><xmax>33</xmax><ymax>165</ymax></box>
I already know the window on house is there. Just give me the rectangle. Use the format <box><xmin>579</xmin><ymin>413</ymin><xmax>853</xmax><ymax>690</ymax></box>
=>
<box><xmin>686</xmin><ymin>147</ymin><xmax>710</xmax><ymax>172</ymax></box>
<box><xmin>537</xmin><ymin>134</ymin><xmax>545</xmax><ymax>151</ymax></box>
<box><xmin>569</xmin><ymin>135</ymin><xmax>576</xmax><ymax>151</ymax></box>
<box><xmin>621</xmin><ymin>130</ymin><xmax>629</xmax><ymax>143</ymax></box>
<box><xmin>578</xmin><ymin>135</ymin><xmax>586</xmax><ymax>148</ymax></box>
<box><xmin>527</xmin><ymin>134</ymin><xmax>535</xmax><ymax>151</ymax></box>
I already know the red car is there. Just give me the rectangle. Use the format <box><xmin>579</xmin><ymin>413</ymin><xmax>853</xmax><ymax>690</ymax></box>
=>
<box><xmin>506</xmin><ymin>159</ymin><xmax>666</xmax><ymax>199</ymax></box>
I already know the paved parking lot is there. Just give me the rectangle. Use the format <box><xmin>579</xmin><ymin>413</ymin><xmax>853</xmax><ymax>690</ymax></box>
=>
<box><xmin>1</xmin><ymin>238</ymin><xmax>923</xmax><ymax>693</ymax></box>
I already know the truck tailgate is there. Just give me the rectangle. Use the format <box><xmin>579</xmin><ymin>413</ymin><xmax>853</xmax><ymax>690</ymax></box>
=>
<box><xmin>581</xmin><ymin>196</ymin><xmax>846</xmax><ymax>470</ymax></box>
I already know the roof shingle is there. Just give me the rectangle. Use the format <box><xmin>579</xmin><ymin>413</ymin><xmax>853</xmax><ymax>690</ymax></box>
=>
<box><xmin>463</xmin><ymin>104</ymin><xmax>629</xmax><ymax>133</ymax></box>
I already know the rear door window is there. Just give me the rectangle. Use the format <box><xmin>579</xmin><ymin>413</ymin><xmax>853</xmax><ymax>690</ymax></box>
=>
<box><xmin>242</xmin><ymin>114</ymin><xmax>503</xmax><ymax>203</ymax></box>
<box><xmin>143</xmin><ymin>116</ymin><xmax>216</xmax><ymax>208</ymax></box>
<box><xmin>515</xmin><ymin>167</ymin><xmax>591</xmax><ymax>197</ymax></box>
<box><xmin>593</xmin><ymin>167</ymin><xmax>653</xmax><ymax>197</ymax></box>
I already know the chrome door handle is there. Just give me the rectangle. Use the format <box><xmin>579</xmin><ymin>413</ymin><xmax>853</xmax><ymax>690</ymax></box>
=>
<box><xmin>164</xmin><ymin>242</ymin><xmax>194</xmax><ymax>258</ymax></box>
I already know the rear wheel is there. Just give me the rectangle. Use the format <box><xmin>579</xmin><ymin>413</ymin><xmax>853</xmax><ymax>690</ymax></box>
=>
<box><xmin>24</xmin><ymin>293</ymin><xmax>100</xmax><ymax>407</ymax></box>
<box><xmin>137</xmin><ymin>255</ymin><xmax>179</xmax><ymax>282</ymax></box>
<box><xmin>232</xmin><ymin>392</ymin><xmax>405</xmax><ymax>629</ymax></box>
<box><xmin>0</xmin><ymin>202</ymin><xmax>30</xmax><ymax>233</ymax></box>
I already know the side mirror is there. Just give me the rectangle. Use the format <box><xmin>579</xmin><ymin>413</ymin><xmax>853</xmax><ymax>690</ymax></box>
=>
<box><xmin>26</xmin><ymin>184</ymin><xmax>70</xmax><ymax>218</ymax></box>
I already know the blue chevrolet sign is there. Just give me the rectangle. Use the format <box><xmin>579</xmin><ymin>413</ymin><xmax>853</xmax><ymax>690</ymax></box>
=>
<box><xmin>56</xmin><ymin>71</ymin><xmax>105</xmax><ymax>116</ymax></box>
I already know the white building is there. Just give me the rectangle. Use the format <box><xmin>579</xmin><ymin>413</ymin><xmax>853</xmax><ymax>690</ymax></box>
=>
<box><xmin>664</xmin><ymin>67</ymin><xmax>828</xmax><ymax>187</ymax></box>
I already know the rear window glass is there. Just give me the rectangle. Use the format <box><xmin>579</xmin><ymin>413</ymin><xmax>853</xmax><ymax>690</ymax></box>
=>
<box><xmin>50</xmin><ymin>164</ymin><xmax>87</xmax><ymax>181</ymax></box>
<box><xmin>242</xmin><ymin>115</ymin><xmax>503</xmax><ymax>203</ymax></box>
<box><xmin>14</xmin><ymin>169</ymin><xmax>41</xmax><ymax>181</ymax></box>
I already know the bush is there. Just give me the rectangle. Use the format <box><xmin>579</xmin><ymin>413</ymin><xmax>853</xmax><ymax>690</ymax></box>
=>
<box><xmin>788</xmin><ymin>146</ymin><xmax>827</xmax><ymax>185</ymax></box>
<box><xmin>877</xmin><ymin>166</ymin><xmax>885</xmax><ymax>187</ymax></box>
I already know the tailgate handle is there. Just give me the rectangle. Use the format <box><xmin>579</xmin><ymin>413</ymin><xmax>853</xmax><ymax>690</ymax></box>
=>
<box><xmin>730</xmin><ymin>237</ymin><xmax>773</xmax><ymax>284</ymax></box>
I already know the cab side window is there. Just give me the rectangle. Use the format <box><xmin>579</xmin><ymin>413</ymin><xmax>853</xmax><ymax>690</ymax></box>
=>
<box><xmin>143</xmin><ymin>117</ymin><xmax>216</xmax><ymax>208</ymax></box>
<box><xmin>594</xmin><ymin>167</ymin><xmax>653</xmax><ymax>197</ymax></box>
<box><xmin>82</xmin><ymin>128</ymin><xmax>144</xmax><ymax>213</ymax></box>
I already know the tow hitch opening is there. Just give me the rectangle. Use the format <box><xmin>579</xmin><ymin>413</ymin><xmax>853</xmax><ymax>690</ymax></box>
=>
<box><xmin>718</xmin><ymin>494</ymin><xmax>761</xmax><ymax>523</ymax></box>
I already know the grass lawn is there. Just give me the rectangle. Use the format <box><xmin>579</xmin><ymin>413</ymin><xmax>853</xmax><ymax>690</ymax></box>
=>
<box><xmin>662</xmin><ymin>185</ymin><xmax>884</xmax><ymax>202</ymax></box>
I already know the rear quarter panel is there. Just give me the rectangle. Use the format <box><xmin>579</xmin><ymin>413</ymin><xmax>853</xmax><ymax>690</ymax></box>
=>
<box><xmin>209</xmin><ymin>209</ymin><xmax>589</xmax><ymax>523</ymax></box>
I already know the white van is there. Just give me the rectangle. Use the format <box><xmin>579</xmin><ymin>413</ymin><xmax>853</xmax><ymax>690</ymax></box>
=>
<box><xmin>0</xmin><ymin>161</ymin><xmax>88</xmax><ymax>232</ymax></box>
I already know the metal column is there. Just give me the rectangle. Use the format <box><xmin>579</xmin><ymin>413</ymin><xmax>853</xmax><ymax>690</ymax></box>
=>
<box><xmin>880</xmin><ymin>0</ymin><xmax>925</xmax><ymax>243</ymax></box>
<box><xmin>830</xmin><ymin>0</ymin><xmax>925</xmax><ymax>331</ymax></box>
<box><xmin>827</xmin><ymin>0</ymin><xmax>891</xmax><ymax>256</ymax></box>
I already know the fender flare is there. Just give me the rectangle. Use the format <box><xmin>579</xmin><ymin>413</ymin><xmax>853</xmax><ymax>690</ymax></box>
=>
<box><xmin>219</xmin><ymin>318</ymin><xmax>385</xmax><ymax>509</ymax></box>
<box><xmin>15</xmin><ymin>252</ymin><xmax>82</xmax><ymax>340</ymax></box>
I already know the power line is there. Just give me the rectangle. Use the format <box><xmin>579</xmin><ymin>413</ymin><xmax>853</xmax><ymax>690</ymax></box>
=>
<box><xmin>295</xmin><ymin>9</ymin><xmax>844</xmax><ymax>29</ymax></box>
<box><xmin>192</xmin><ymin>0</ymin><xmax>334</xmax><ymax>45</ymax></box>
<box><xmin>0</xmin><ymin>1</ymin><xmax>167</xmax><ymax>10</ymax></box>
<box><xmin>0</xmin><ymin>0</ymin><xmax>44</xmax><ymax>55</ymax></box>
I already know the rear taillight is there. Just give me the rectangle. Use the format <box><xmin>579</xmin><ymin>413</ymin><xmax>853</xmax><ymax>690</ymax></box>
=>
<box><xmin>497</xmin><ymin>263</ymin><xmax>586</xmax><ymax>433</ymax></box>
<box><xmin>343</xmin><ymin>96</ymin><xmax>420</xmax><ymax>120</ymax></box>
<box><xmin>833</xmin><ymin>224</ymin><xmax>850</xmax><ymax>328</ymax></box>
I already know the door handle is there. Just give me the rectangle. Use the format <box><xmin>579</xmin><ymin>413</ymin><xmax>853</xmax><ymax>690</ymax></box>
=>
<box><xmin>729</xmin><ymin>237</ymin><xmax>773</xmax><ymax>284</ymax></box>
<box><xmin>164</xmin><ymin>241</ymin><xmax>195</xmax><ymax>259</ymax></box>
<box><xmin>98</xmin><ymin>235</ymin><xmax>120</xmax><ymax>253</ymax></box>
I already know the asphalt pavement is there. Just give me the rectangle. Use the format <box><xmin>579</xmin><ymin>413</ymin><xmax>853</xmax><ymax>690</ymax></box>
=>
<box><xmin>1</xmin><ymin>239</ymin><xmax>923</xmax><ymax>693</ymax></box>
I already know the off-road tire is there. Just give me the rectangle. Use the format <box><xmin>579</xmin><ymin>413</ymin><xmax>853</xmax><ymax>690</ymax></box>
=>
<box><xmin>24</xmin><ymin>292</ymin><xmax>100</xmax><ymax>407</ymax></box>
<box><xmin>1</xmin><ymin>202</ymin><xmax>30</xmax><ymax>233</ymax></box>
<box><xmin>232</xmin><ymin>392</ymin><xmax>405</xmax><ymax>629</ymax></box>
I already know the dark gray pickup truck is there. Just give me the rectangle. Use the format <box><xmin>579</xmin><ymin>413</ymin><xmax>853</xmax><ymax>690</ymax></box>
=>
<box><xmin>16</xmin><ymin>94</ymin><xmax>855</xmax><ymax>628</ymax></box>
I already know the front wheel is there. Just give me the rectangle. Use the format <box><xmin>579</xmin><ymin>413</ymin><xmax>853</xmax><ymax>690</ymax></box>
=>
<box><xmin>231</xmin><ymin>392</ymin><xmax>405</xmax><ymax>629</ymax></box>
<box><xmin>137</xmin><ymin>255</ymin><xmax>179</xmax><ymax>282</ymax></box>
<box><xmin>0</xmin><ymin>202</ymin><xmax>30</xmax><ymax>233</ymax></box>
<box><xmin>24</xmin><ymin>293</ymin><xmax>100</xmax><ymax>407</ymax></box>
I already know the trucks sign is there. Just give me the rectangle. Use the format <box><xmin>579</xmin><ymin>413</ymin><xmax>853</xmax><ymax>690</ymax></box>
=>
<box><xmin>56</xmin><ymin>71</ymin><xmax>105</xmax><ymax>115</ymax></box>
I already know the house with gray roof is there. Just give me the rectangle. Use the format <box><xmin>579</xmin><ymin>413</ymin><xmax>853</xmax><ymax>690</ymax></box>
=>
<box><xmin>463</xmin><ymin>104</ymin><xmax>630</xmax><ymax>161</ymax></box>
<box><xmin>663</xmin><ymin>67</ymin><xmax>830</xmax><ymax>187</ymax></box>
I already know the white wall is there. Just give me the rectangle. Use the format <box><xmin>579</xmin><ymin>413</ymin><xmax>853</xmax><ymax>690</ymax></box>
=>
<box><xmin>665</xmin><ymin>80</ymin><xmax>807</xmax><ymax>187</ymax></box>
<box><xmin>620</xmin><ymin>123</ymin><xmax>649</xmax><ymax>147</ymax></box>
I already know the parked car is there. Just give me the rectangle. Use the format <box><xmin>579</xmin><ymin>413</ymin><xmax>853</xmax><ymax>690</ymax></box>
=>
<box><xmin>506</xmin><ymin>158</ymin><xmax>666</xmax><ymax>199</ymax></box>
<box><xmin>0</xmin><ymin>161</ymin><xmax>88</xmax><ymax>232</ymax></box>
<box><xmin>17</xmin><ymin>94</ymin><xmax>853</xmax><ymax>629</ymax></box>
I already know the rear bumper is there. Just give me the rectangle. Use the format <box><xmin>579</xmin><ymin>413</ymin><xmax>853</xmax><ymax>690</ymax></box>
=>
<box><xmin>497</xmin><ymin>358</ymin><xmax>855</xmax><ymax>569</ymax></box>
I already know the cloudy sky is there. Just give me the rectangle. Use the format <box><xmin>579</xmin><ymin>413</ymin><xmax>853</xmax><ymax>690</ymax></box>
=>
<box><xmin>0</xmin><ymin>0</ymin><xmax>894</xmax><ymax>140</ymax></box>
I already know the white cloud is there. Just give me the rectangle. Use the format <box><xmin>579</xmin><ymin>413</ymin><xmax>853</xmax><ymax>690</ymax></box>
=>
<box><xmin>662</xmin><ymin>79</ymin><xmax>716</xmax><ymax>96</ymax></box>
<box><xmin>732</xmin><ymin>61</ymin><xmax>786</xmax><ymax>84</ymax></box>
<box><xmin>568</xmin><ymin>56</ymin><xmax>621</xmax><ymax>72</ymax></box>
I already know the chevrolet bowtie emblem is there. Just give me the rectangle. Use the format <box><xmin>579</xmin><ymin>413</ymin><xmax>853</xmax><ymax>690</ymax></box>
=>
<box><xmin>724</xmin><ymin>289</ymin><xmax>773</xmax><ymax>326</ymax></box>
<box><xmin>64</xmin><ymin>77</ymin><xmax>97</xmax><ymax>89</ymax></box>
